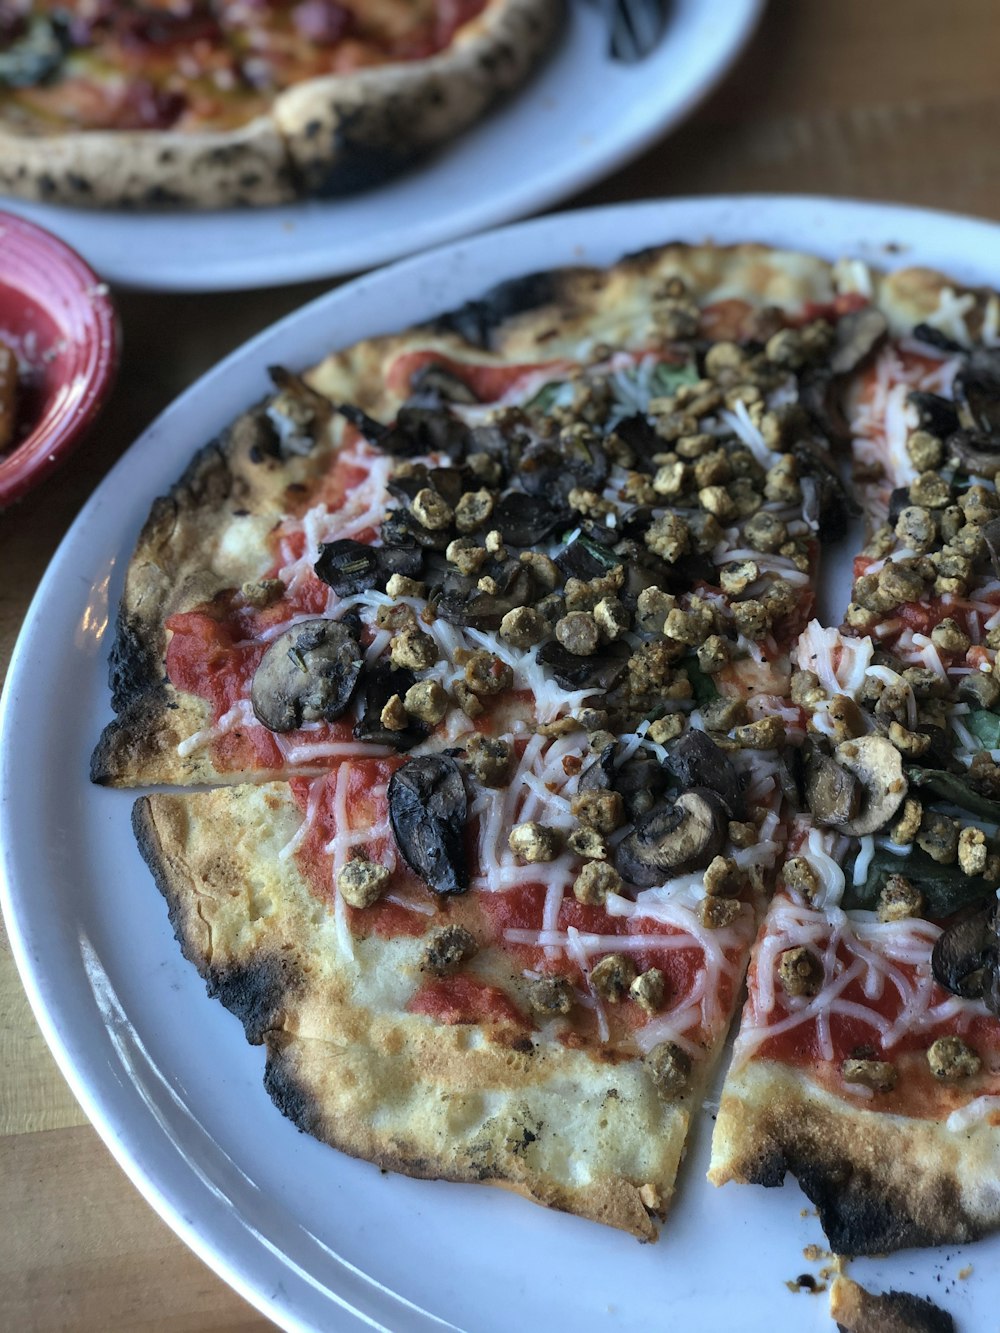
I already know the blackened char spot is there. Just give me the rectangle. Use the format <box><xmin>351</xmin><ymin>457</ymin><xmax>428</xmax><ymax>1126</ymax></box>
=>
<box><xmin>432</xmin><ymin>271</ymin><xmax>564</xmax><ymax>349</ymax></box>
<box><xmin>107</xmin><ymin>612</ymin><xmax>161</xmax><ymax>713</ymax></box>
<box><xmin>862</xmin><ymin>1290</ymin><xmax>955</xmax><ymax>1333</ymax></box>
<box><xmin>207</xmin><ymin>954</ymin><xmax>301</xmax><ymax>1045</ymax></box>
<box><xmin>749</xmin><ymin>1141</ymin><xmax>975</xmax><ymax>1255</ymax></box>
<box><xmin>263</xmin><ymin>1038</ymin><xmax>321</xmax><ymax>1134</ymax></box>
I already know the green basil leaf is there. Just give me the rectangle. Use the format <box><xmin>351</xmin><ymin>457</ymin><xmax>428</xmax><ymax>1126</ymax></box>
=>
<box><xmin>649</xmin><ymin>360</ymin><xmax>700</xmax><ymax>398</ymax></box>
<box><xmin>844</xmin><ymin>845</ymin><xmax>996</xmax><ymax>918</ymax></box>
<box><xmin>967</xmin><ymin>708</ymin><xmax>1000</xmax><ymax>750</ymax></box>
<box><xmin>906</xmin><ymin>765</ymin><xmax>1000</xmax><ymax>822</ymax></box>
<box><xmin>523</xmin><ymin>381</ymin><xmax>567</xmax><ymax>413</ymax></box>
<box><xmin>683</xmin><ymin>655</ymin><xmax>719</xmax><ymax>708</ymax></box>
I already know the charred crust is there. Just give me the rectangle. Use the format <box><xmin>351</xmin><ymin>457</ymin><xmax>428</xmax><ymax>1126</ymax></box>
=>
<box><xmin>106</xmin><ymin>611</ymin><xmax>163</xmax><ymax>714</ymax></box>
<box><xmin>740</xmin><ymin>1135</ymin><xmax>976</xmax><ymax>1256</ymax></box>
<box><xmin>207</xmin><ymin>953</ymin><xmax>300</xmax><ymax>1045</ymax></box>
<box><xmin>90</xmin><ymin>694</ymin><xmax>166</xmax><ymax>784</ymax></box>
<box><xmin>263</xmin><ymin>1037</ymin><xmax>322</xmax><ymax>1134</ymax></box>
<box><xmin>131</xmin><ymin>795</ymin><xmax>185</xmax><ymax>938</ymax></box>
<box><xmin>873</xmin><ymin>1291</ymin><xmax>955</xmax><ymax>1333</ymax></box>
<box><xmin>431</xmin><ymin>270</ymin><xmax>568</xmax><ymax>349</ymax></box>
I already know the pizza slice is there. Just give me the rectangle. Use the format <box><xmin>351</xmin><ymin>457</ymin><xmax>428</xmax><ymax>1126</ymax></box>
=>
<box><xmin>132</xmin><ymin>716</ymin><xmax>775</xmax><ymax>1238</ymax></box>
<box><xmin>92</xmin><ymin>242</ymin><xmax>852</xmax><ymax>791</ymax></box>
<box><xmin>710</xmin><ymin>276</ymin><xmax>1000</xmax><ymax>1254</ymax></box>
<box><xmin>0</xmin><ymin>0</ymin><xmax>562</xmax><ymax>209</ymax></box>
<box><xmin>91</xmin><ymin>241</ymin><xmax>905</xmax><ymax>1239</ymax></box>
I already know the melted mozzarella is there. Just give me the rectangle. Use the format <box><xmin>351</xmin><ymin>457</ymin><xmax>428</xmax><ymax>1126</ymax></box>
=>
<box><xmin>176</xmin><ymin>698</ymin><xmax>256</xmax><ymax>758</ymax></box>
<box><xmin>793</xmin><ymin>620</ymin><xmax>874</xmax><ymax>698</ymax></box>
<box><xmin>735</xmin><ymin>896</ymin><xmax>990</xmax><ymax>1069</ymax></box>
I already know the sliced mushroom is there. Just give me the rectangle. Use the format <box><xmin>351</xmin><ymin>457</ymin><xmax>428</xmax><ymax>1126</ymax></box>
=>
<box><xmin>536</xmin><ymin>639</ymin><xmax>630</xmax><ymax>692</ymax></box>
<box><xmin>491</xmin><ymin>491</ymin><xmax>565</xmax><ymax>547</ymax></box>
<box><xmin>388</xmin><ymin>755</ymin><xmax>469</xmax><ymax>895</ymax></box>
<box><xmin>615</xmin><ymin>789</ymin><xmax>727</xmax><ymax>888</ymax></box>
<box><xmin>910</xmin><ymin>322</ymin><xmax>965</xmax><ymax>355</ymax></box>
<box><xmin>314</xmin><ymin>537</ymin><xmax>422</xmax><ymax>594</ymax></box>
<box><xmin>834</xmin><ymin>736</ymin><xmax>908</xmax><ymax>836</ymax></box>
<box><xmin>983</xmin><ymin>516</ymin><xmax>1000</xmax><ymax>579</ymax></box>
<box><xmin>954</xmin><ymin>349</ymin><xmax>1000</xmax><ymax>435</ymax></box>
<box><xmin>828</xmin><ymin>307</ymin><xmax>888</xmax><ymax>376</ymax></box>
<box><xmin>354</xmin><ymin>663</ymin><xmax>428</xmax><ymax>751</ymax></box>
<box><xmin>804</xmin><ymin>748</ymin><xmax>864</xmax><ymax>828</ymax></box>
<box><xmin>579</xmin><ymin>742</ymin><xmax>617</xmax><ymax>792</ymax></box>
<box><xmin>945</xmin><ymin>428</ymin><xmax>1000</xmax><ymax>477</ymax></box>
<box><xmin>435</xmin><ymin>557</ymin><xmax>537</xmax><ymax>630</ymax></box>
<box><xmin>555</xmin><ymin>534</ymin><xmax>623</xmax><ymax>582</ymax></box>
<box><xmin>931</xmin><ymin>902</ymin><xmax>1000</xmax><ymax>1010</ymax></box>
<box><xmin>907</xmin><ymin>389</ymin><xmax>959</xmax><ymax>438</ymax></box>
<box><xmin>666</xmin><ymin>730</ymin><xmax>745</xmax><ymax>821</ymax></box>
<box><xmin>612</xmin><ymin>414</ymin><xmax>661</xmax><ymax>465</ymax></box>
<box><xmin>251</xmin><ymin>619</ymin><xmax>362</xmax><ymax>733</ymax></box>
<box><xmin>337</xmin><ymin>402</ymin><xmax>470</xmax><ymax>459</ymax></box>
<box><xmin>407</xmin><ymin>361</ymin><xmax>479</xmax><ymax>405</ymax></box>
<box><xmin>266</xmin><ymin>366</ymin><xmax>334</xmax><ymax>457</ymax></box>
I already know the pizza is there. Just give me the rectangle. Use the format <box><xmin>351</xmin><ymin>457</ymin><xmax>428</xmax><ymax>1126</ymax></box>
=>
<box><xmin>0</xmin><ymin>0</ymin><xmax>562</xmax><ymax>209</ymax></box>
<box><xmin>93</xmin><ymin>239</ymin><xmax>1000</xmax><ymax>1256</ymax></box>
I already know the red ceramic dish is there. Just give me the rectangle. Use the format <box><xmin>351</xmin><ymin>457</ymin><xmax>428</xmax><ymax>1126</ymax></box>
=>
<box><xmin>0</xmin><ymin>213</ymin><xmax>119</xmax><ymax>509</ymax></box>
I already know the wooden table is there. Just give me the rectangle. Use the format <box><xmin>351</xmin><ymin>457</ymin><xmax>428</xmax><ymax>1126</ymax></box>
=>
<box><xmin>3</xmin><ymin>2</ymin><xmax>1000</xmax><ymax>1326</ymax></box>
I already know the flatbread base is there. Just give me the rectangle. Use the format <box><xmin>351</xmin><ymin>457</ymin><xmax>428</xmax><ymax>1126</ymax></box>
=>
<box><xmin>709</xmin><ymin>1060</ymin><xmax>1000</xmax><ymax>1255</ymax></box>
<box><xmin>134</xmin><ymin>782</ymin><xmax>717</xmax><ymax>1240</ymax></box>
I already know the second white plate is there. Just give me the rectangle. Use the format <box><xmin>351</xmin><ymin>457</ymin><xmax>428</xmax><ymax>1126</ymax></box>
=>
<box><xmin>4</xmin><ymin>197</ymin><xmax>1000</xmax><ymax>1332</ymax></box>
<box><xmin>0</xmin><ymin>0</ymin><xmax>761</xmax><ymax>291</ymax></box>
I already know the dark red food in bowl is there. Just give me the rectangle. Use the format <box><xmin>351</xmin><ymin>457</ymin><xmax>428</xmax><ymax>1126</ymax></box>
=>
<box><xmin>0</xmin><ymin>213</ymin><xmax>119</xmax><ymax>508</ymax></box>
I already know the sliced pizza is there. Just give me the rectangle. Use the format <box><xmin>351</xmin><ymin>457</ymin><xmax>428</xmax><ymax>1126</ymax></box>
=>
<box><xmin>710</xmin><ymin>280</ymin><xmax>1000</xmax><ymax>1254</ymax></box>
<box><xmin>0</xmin><ymin>0</ymin><xmax>562</xmax><ymax>209</ymax></box>
<box><xmin>94</xmin><ymin>240</ymin><xmax>1000</xmax><ymax>1250</ymax></box>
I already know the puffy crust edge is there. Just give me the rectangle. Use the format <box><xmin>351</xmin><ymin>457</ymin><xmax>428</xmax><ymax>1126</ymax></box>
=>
<box><xmin>0</xmin><ymin>115</ymin><xmax>295</xmax><ymax>211</ymax></box>
<box><xmin>828</xmin><ymin>1275</ymin><xmax>955</xmax><ymax>1333</ymax></box>
<box><xmin>276</xmin><ymin>0</ymin><xmax>564</xmax><ymax>196</ymax></box>
<box><xmin>708</xmin><ymin>1060</ymin><xmax>1000</xmax><ymax>1255</ymax></box>
<box><xmin>0</xmin><ymin>0</ymin><xmax>562</xmax><ymax>209</ymax></box>
<box><xmin>132</xmin><ymin>785</ymin><xmax>701</xmax><ymax>1240</ymax></box>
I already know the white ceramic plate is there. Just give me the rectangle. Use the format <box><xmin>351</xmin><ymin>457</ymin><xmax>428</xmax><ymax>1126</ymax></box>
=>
<box><xmin>0</xmin><ymin>0</ymin><xmax>761</xmax><ymax>292</ymax></box>
<box><xmin>3</xmin><ymin>197</ymin><xmax>998</xmax><ymax>1333</ymax></box>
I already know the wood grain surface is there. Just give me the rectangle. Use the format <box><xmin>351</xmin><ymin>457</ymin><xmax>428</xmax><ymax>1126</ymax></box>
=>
<box><xmin>4</xmin><ymin>2</ymin><xmax>1000</xmax><ymax>1328</ymax></box>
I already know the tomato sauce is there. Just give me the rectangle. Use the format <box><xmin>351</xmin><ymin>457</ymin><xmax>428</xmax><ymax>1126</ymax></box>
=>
<box><xmin>409</xmin><ymin>975</ymin><xmax>530</xmax><ymax>1028</ymax></box>
<box><xmin>384</xmin><ymin>349</ymin><xmax>574</xmax><ymax>401</ymax></box>
<box><xmin>749</xmin><ymin>928</ymin><xmax>1000</xmax><ymax>1119</ymax></box>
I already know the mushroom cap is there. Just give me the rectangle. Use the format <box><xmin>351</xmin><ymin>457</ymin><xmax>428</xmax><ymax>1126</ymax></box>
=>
<box><xmin>834</xmin><ymin>735</ymin><xmax>907</xmax><ymax>836</ymax></box>
<box><xmin>614</xmin><ymin>788</ymin><xmax>727</xmax><ymax>889</ymax></box>
<box><xmin>932</xmin><ymin>902</ymin><xmax>1000</xmax><ymax>1010</ymax></box>
<box><xmin>388</xmin><ymin>755</ymin><xmax>469</xmax><ymax>895</ymax></box>
<box><xmin>250</xmin><ymin>618</ymin><xmax>362</xmax><ymax>733</ymax></box>
<box><xmin>804</xmin><ymin>749</ymin><xmax>863</xmax><ymax>828</ymax></box>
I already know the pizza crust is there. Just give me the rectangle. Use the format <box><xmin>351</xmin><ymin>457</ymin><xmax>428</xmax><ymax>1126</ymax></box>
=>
<box><xmin>709</xmin><ymin>1060</ymin><xmax>1000</xmax><ymax>1255</ymax></box>
<box><xmin>133</xmin><ymin>783</ymin><xmax>702</xmax><ymax>1240</ymax></box>
<box><xmin>0</xmin><ymin>0</ymin><xmax>562</xmax><ymax>210</ymax></box>
<box><xmin>829</xmin><ymin>1276</ymin><xmax>955</xmax><ymax>1333</ymax></box>
<box><xmin>275</xmin><ymin>0</ymin><xmax>563</xmax><ymax>197</ymax></box>
<box><xmin>0</xmin><ymin>116</ymin><xmax>296</xmax><ymax>211</ymax></box>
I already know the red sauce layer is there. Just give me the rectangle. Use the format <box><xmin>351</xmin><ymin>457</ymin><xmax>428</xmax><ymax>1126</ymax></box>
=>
<box><xmin>409</xmin><ymin>975</ymin><xmax>530</xmax><ymax>1029</ymax></box>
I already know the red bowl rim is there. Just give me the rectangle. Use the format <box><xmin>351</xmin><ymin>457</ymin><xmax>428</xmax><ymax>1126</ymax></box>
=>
<box><xmin>0</xmin><ymin>212</ymin><xmax>119</xmax><ymax>509</ymax></box>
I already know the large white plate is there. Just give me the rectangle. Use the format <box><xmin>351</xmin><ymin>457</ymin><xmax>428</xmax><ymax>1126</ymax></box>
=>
<box><xmin>0</xmin><ymin>0</ymin><xmax>761</xmax><ymax>292</ymax></box>
<box><xmin>3</xmin><ymin>197</ymin><xmax>998</xmax><ymax>1332</ymax></box>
